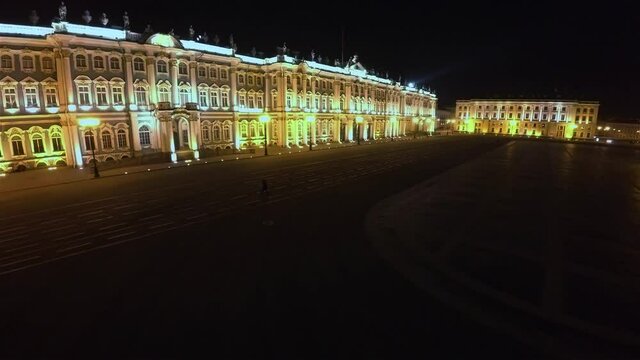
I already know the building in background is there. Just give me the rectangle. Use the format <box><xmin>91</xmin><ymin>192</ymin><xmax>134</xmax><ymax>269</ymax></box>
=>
<box><xmin>595</xmin><ymin>121</ymin><xmax>640</xmax><ymax>144</ymax></box>
<box><xmin>0</xmin><ymin>8</ymin><xmax>436</xmax><ymax>172</ymax></box>
<box><xmin>453</xmin><ymin>99</ymin><xmax>599</xmax><ymax>140</ymax></box>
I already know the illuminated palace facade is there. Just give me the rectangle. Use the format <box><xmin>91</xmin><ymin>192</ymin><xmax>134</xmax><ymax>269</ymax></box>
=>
<box><xmin>0</xmin><ymin>19</ymin><xmax>436</xmax><ymax>172</ymax></box>
<box><xmin>454</xmin><ymin>99</ymin><xmax>599</xmax><ymax>139</ymax></box>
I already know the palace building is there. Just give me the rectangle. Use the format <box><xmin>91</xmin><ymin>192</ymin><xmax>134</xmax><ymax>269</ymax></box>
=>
<box><xmin>0</xmin><ymin>6</ymin><xmax>437</xmax><ymax>172</ymax></box>
<box><xmin>453</xmin><ymin>99</ymin><xmax>599</xmax><ymax>139</ymax></box>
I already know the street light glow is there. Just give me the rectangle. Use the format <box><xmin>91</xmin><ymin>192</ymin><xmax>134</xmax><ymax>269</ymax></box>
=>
<box><xmin>259</xmin><ymin>114</ymin><xmax>270</xmax><ymax>123</ymax></box>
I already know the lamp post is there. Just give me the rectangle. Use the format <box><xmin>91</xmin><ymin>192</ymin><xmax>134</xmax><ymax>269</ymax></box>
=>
<box><xmin>259</xmin><ymin>114</ymin><xmax>270</xmax><ymax>156</ymax></box>
<box><xmin>78</xmin><ymin>118</ymin><xmax>100</xmax><ymax>178</ymax></box>
<box><xmin>306</xmin><ymin>115</ymin><xmax>315</xmax><ymax>151</ymax></box>
<box><xmin>355</xmin><ymin>116</ymin><xmax>363</xmax><ymax>145</ymax></box>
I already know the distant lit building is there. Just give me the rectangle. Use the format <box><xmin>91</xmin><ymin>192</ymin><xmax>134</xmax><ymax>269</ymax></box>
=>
<box><xmin>453</xmin><ymin>99</ymin><xmax>599</xmax><ymax>139</ymax></box>
<box><xmin>595</xmin><ymin>121</ymin><xmax>640</xmax><ymax>144</ymax></box>
<box><xmin>0</xmin><ymin>6</ymin><xmax>437</xmax><ymax>172</ymax></box>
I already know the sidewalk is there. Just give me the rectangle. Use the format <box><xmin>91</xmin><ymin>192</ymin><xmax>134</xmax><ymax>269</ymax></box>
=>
<box><xmin>0</xmin><ymin>137</ymin><xmax>416</xmax><ymax>193</ymax></box>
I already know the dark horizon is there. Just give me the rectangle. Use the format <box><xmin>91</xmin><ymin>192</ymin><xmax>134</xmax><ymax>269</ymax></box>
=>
<box><xmin>3</xmin><ymin>0</ymin><xmax>637</xmax><ymax>121</ymax></box>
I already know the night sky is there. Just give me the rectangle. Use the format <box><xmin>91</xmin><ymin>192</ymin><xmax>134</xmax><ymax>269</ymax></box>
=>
<box><xmin>3</xmin><ymin>0</ymin><xmax>638</xmax><ymax>120</ymax></box>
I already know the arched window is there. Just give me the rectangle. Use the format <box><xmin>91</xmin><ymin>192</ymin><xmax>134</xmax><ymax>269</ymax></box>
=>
<box><xmin>213</xmin><ymin>124</ymin><xmax>221</xmax><ymax>141</ymax></box>
<box><xmin>84</xmin><ymin>130</ymin><xmax>96</xmax><ymax>151</ymax></box>
<box><xmin>220</xmin><ymin>90</ymin><xmax>229</xmax><ymax>107</ymax></box>
<box><xmin>117</xmin><ymin>129</ymin><xmax>128</xmax><ymax>148</ymax></box>
<box><xmin>109</xmin><ymin>57</ymin><xmax>121</xmax><ymax>70</ymax></box>
<box><xmin>93</xmin><ymin>56</ymin><xmax>104</xmax><ymax>70</ymax></box>
<box><xmin>11</xmin><ymin>135</ymin><xmax>24</xmax><ymax>156</ymax></box>
<box><xmin>22</xmin><ymin>56</ymin><xmax>34</xmax><ymax>71</ymax></box>
<box><xmin>210</xmin><ymin>88</ymin><xmax>219</xmax><ymax>108</ymax></box>
<box><xmin>179</xmin><ymin>88</ymin><xmax>190</xmax><ymax>105</ymax></box>
<box><xmin>157</xmin><ymin>60</ymin><xmax>168</xmax><ymax>73</ymax></box>
<box><xmin>133</xmin><ymin>57</ymin><xmax>145</xmax><ymax>71</ymax></box>
<box><xmin>158</xmin><ymin>87</ymin><xmax>171</xmax><ymax>103</ymax></box>
<box><xmin>223</xmin><ymin>124</ymin><xmax>231</xmax><ymax>140</ymax></box>
<box><xmin>75</xmin><ymin>54</ymin><xmax>87</xmax><ymax>68</ymax></box>
<box><xmin>180</xmin><ymin>121</ymin><xmax>189</xmax><ymax>147</ymax></box>
<box><xmin>51</xmin><ymin>131</ymin><xmax>64</xmax><ymax>152</ymax></box>
<box><xmin>135</xmin><ymin>86</ymin><xmax>148</xmax><ymax>105</ymax></box>
<box><xmin>42</xmin><ymin>57</ymin><xmax>54</xmax><ymax>71</ymax></box>
<box><xmin>249</xmin><ymin>122</ymin><xmax>258</xmax><ymax>138</ymax></box>
<box><xmin>240</xmin><ymin>123</ymin><xmax>248</xmax><ymax>138</ymax></box>
<box><xmin>101</xmin><ymin>131</ymin><xmax>113</xmax><ymax>149</ymax></box>
<box><xmin>202</xmin><ymin>124</ymin><xmax>210</xmax><ymax>142</ymax></box>
<box><xmin>31</xmin><ymin>134</ymin><xmax>45</xmax><ymax>153</ymax></box>
<box><xmin>178</xmin><ymin>62</ymin><xmax>188</xmax><ymax>75</ymax></box>
<box><xmin>139</xmin><ymin>126</ymin><xmax>151</xmax><ymax>146</ymax></box>
<box><xmin>0</xmin><ymin>55</ymin><xmax>13</xmax><ymax>69</ymax></box>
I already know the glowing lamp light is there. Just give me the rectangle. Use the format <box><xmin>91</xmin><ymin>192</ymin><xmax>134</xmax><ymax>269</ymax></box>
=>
<box><xmin>259</xmin><ymin>114</ymin><xmax>270</xmax><ymax>123</ymax></box>
<box><xmin>306</xmin><ymin>115</ymin><xmax>315</xmax><ymax>122</ymax></box>
<box><xmin>78</xmin><ymin>118</ymin><xmax>100</xmax><ymax>127</ymax></box>
<box><xmin>355</xmin><ymin>116</ymin><xmax>364</xmax><ymax>123</ymax></box>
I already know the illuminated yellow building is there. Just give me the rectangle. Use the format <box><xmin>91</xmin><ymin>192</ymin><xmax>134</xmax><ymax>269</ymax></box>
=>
<box><xmin>453</xmin><ymin>99</ymin><xmax>599</xmax><ymax>140</ymax></box>
<box><xmin>596</xmin><ymin>122</ymin><xmax>640</xmax><ymax>144</ymax></box>
<box><xmin>0</xmin><ymin>6</ymin><xmax>436</xmax><ymax>172</ymax></box>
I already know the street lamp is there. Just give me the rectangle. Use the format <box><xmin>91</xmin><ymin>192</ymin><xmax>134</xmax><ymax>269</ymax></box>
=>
<box><xmin>78</xmin><ymin>118</ymin><xmax>100</xmax><ymax>178</ymax></box>
<box><xmin>306</xmin><ymin>115</ymin><xmax>315</xmax><ymax>151</ymax></box>
<box><xmin>259</xmin><ymin>114</ymin><xmax>270</xmax><ymax>156</ymax></box>
<box><xmin>355</xmin><ymin>116</ymin><xmax>363</xmax><ymax>145</ymax></box>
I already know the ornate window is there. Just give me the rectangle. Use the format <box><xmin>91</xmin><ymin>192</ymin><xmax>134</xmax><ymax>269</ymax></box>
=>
<box><xmin>210</xmin><ymin>88</ymin><xmax>219</xmax><ymax>108</ymax></box>
<box><xmin>238</xmin><ymin>74</ymin><xmax>245</xmax><ymax>85</ymax></box>
<box><xmin>256</xmin><ymin>77</ymin><xmax>262</xmax><ymax>86</ymax></box>
<box><xmin>96</xmin><ymin>85</ymin><xmax>108</xmax><ymax>106</ymax></box>
<box><xmin>157</xmin><ymin>60</ymin><xmax>168</xmax><ymax>73</ymax></box>
<box><xmin>77</xmin><ymin>84</ymin><xmax>91</xmax><ymax>105</ymax></box>
<box><xmin>0</xmin><ymin>55</ymin><xmax>13</xmax><ymax>70</ymax></box>
<box><xmin>43</xmin><ymin>85</ymin><xmax>57</xmax><ymax>108</ymax></box>
<box><xmin>220</xmin><ymin>69</ymin><xmax>228</xmax><ymax>80</ymax></box>
<box><xmin>117</xmin><ymin>129</ymin><xmax>128</xmax><ymax>148</ymax></box>
<box><xmin>11</xmin><ymin>135</ymin><xmax>25</xmax><ymax>156</ymax></box>
<box><xmin>139</xmin><ymin>125</ymin><xmax>151</xmax><ymax>146</ymax></box>
<box><xmin>247</xmin><ymin>94</ymin><xmax>255</xmax><ymax>108</ymax></box>
<box><xmin>158</xmin><ymin>86</ymin><xmax>171</xmax><ymax>103</ymax></box>
<box><xmin>75</xmin><ymin>54</ymin><xmax>87</xmax><ymax>68</ymax></box>
<box><xmin>42</xmin><ymin>57</ymin><xmax>54</xmax><ymax>71</ymax></box>
<box><xmin>84</xmin><ymin>130</ymin><xmax>96</xmax><ymax>151</ymax></box>
<box><xmin>21</xmin><ymin>56</ymin><xmax>34</xmax><ymax>71</ymax></box>
<box><xmin>213</xmin><ymin>124</ymin><xmax>221</xmax><ymax>140</ymax></box>
<box><xmin>24</xmin><ymin>87</ymin><xmax>39</xmax><ymax>108</ymax></box>
<box><xmin>247</xmin><ymin>75</ymin><xmax>254</xmax><ymax>85</ymax></box>
<box><xmin>199</xmin><ymin>89</ymin><xmax>208</xmax><ymax>108</ymax></box>
<box><xmin>179</xmin><ymin>88</ymin><xmax>190</xmax><ymax>106</ymax></box>
<box><xmin>3</xmin><ymin>87</ymin><xmax>18</xmax><ymax>109</ymax></box>
<box><xmin>198</xmin><ymin>66</ymin><xmax>206</xmax><ymax>78</ymax></box>
<box><xmin>221</xmin><ymin>89</ymin><xmax>229</xmax><ymax>107</ymax></box>
<box><xmin>133</xmin><ymin>57</ymin><xmax>145</xmax><ymax>71</ymax></box>
<box><xmin>93</xmin><ymin>56</ymin><xmax>104</xmax><ymax>70</ymax></box>
<box><xmin>209</xmin><ymin>67</ymin><xmax>217</xmax><ymax>79</ymax></box>
<box><xmin>109</xmin><ymin>57</ymin><xmax>121</xmax><ymax>70</ymax></box>
<box><xmin>101</xmin><ymin>131</ymin><xmax>113</xmax><ymax>149</ymax></box>
<box><xmin>202</xmin><ymin>124</ymin><xmax>210</xmax><ymax>142</ymax></box>
<box><xmin>51</xmin><ymin>131</ymin><xmax>64</xmax><ymax>152</ymax></box>
<box><xmin>257</xmin><ymin>94</ymin><xmax>263</xmax><ymax>109</ymax></box>
<box><xmin>238</xmin><ymin>93</ymin><xmax>246</xmax><ymax>108</ymax></box>
<box><xmin>111</xmin><ymin>86</ymin><xmax>124</xmax><ymax>105</ymax></box>
<box><xmin>240</xmin><ymin>122</ymin><xmax>248</xmax><ymax>138</ymax></box>
<box><xmin>178</xmin><ymin>62</ymin><xmax>188</xmax><ymax>75</ymax></box>
<box><xmin>135</xmin><ymin>86</ymin><xmax>148</xmax><ymax>105</ymax></box>
<box><xmin>32</xmin><ymin>134</ymin><xmax>45</xmax><ymax>153</ymax></box>
<box><xmin>223</xmin><ymin>124</ymin><xmax>231</xmax><ymax>140</ymax></box>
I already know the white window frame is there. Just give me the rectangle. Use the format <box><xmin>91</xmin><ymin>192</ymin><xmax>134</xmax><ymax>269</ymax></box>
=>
<box><xmin>157</xmin><ymin>60</ymin><xmax>168</xmax><ymax>74</ymax></box>
<box><xmin>109</xmin><ymin>57</ymin><xmax>121</xmax><ymax>71</ymax></box>
<box><xmin>95</xmin><ymin>84</ymin><xmax>109</xmax><ymax>106</ymax></box>
<box><xmin>221</xmin><ymin>90</ymin><xmax>229</xmax><ymax>108</ymax></box>
<box><xmin>133</xmin><ymin>57</ymin><xmax>145</xmax><ymax>72</ymax></box>
<box><xmin>21</xmin><ymin>55</ymin><xmax>35</xmax><ymax>72</ymax></box>
<box><xmin>93</xmin><ymin>56</ymin><xmax>105</xmax><ymax>70</ymax></box>
<box><xmin>77</xmin><ymin>84</ymin><xmax>92</xmax><ymax>105</ymax></box>
<box><xmin>23</xmin><ymin>86</ymin><xmax>39</xmax><ymax>108</ymax></box>
<box><xmin>41</xmin><ymin>56</ymin><xmax>54</xmax><ymax>72</ymax></box>
<box><xmin>0</xmin><ymin>54</ymin><xmax>14</xmax><ymax>71</ymax></box>
<box><xmin>45</xmin><ymin>87</ymin><xmax>58</xmax><ymax>107</ymax></box>
<box><xmin>117</xmin><ymin>129</ymin><xmax>128</xmax><ymax>148</ymax></box>
<box><xmin>3</xmin><ymin>86</ymin><xmax>19</xmax><ymax>109</ymax></box>
<box><xmin>75</xmin><ymin>54</ymin><xmax>88</xmax><ymax>69</ymax></box>
<box><xmin>111</xmin><ymin>85</ymin><xmax>124</xmax><ymax>105</ymax></box>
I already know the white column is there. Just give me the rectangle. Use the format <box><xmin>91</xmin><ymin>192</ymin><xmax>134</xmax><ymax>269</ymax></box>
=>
<box><xmin>124</xmin><ymin>54</ymin><xmax>135</xmax><ymax>108</ymax></box>
<box><xmin>170</xmin><ymin>59</ymin><xmax>179</xmax><ymax>106</ymax></box>
<box><xmin>311</xmin><ymin>121</ymin><xmax>316</xmax><ymax>145</ymax></box>
<box><xmin>146</xmin><ymin>57</ymin><xmax>158</xmax><ymax>105</ymax></box>
<box><xmin>189</xmin><ymin>62</ymin><xmax>198</xmax><ymax>103</ymax></box>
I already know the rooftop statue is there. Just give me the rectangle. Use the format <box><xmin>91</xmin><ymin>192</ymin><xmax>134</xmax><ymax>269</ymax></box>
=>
<box><xmin>82</xmin><ymin>10</ymin><xmax>92</xmax><ymax>24</ymax></box>
<box><xmin>100</xmin><ymin>13</ymin><xmax>109</xmax><ymax>26</ymax></box>
<box><xmin>201</xmin><ymin>32</ymin><xmax>209</xmax><ymax>43</ymax></box>
<box><xmin>188</xmin><ymin>25</ymin><xmax>195</xmax><ymax>40</ymax></box>
<box><xmin>122</xmin><ymin>11</ymin><xmax>130</xmax><ymax>30</ymax></box>
<box><xmin>251</xmin><ymin>47</ymin><xmax>257</xmax><ymax>57</ymax></box>
<box><xmin>29</xmin><ymin>10</ymin><xmax>39</xmax><ymax>25</ymax></box>
<box><xmin>310</xmin><ymin>49</ymin><xmax>315</xmax><ymax>61</ymax></box>
<box><xmin>58</xmin><ymin>2</ymin><xmax>67</xmax><ymax>21</ymax></box>
<box><xmin>213</xmin><ymin>34</ymin><xmax>220</xmax><ymax>45</ymax></box>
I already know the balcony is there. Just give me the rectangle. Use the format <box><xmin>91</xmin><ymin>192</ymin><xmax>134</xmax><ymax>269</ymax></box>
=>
<box><xmin>157</xmin><ymin>102</ymin><xmax>173</xmax><ymax>110</ymax></box>
<box><xmin>185</xmin><ymin>102</ymin><xmax>199</xmax><ymax>111</ymax></box>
